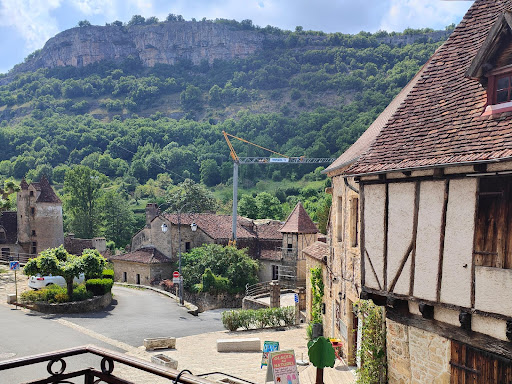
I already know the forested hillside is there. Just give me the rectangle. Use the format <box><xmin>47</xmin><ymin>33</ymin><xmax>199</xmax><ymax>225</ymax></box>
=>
<box><xmin>0</xmin><ymin>17</ymin><xmax>451</xmax><ymax>247</ymax></box>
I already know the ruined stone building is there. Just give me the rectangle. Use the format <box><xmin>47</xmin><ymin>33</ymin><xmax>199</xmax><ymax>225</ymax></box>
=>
<box><xmin>341</xmin><ymin>1</ymin><xmax>512</xmax><ymax>382</ymax></box>
<box><xmin>0</xmin><ymin>176</ymin><xmax>64</xmax><ymax>262</ymax></box>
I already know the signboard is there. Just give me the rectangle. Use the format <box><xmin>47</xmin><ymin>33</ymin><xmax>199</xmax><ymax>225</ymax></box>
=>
<box><xmin>173</xmin><ymin>271</ymin><xmax>180</xmax><ymax>278</ymax></box>
<box><xmin>294</xmin><ymin>293</ymin><xmax>299</xmax><ymax>303</ymax></box>
<box><xmin>269</xmin><ymin>158</ymin><xmax>289</xmax><ymax>163</ymax></box>
<box><xmin>261</xmin><ymin>341</ymin><xmax>279</xmax><ymax>368</ymax></box>
<box><xmin>9</xmin><ymin>261</ymin><xmax>20</xmax><ymax>271</ymax></box>
<box><xmin>266</xmin><ymin>350</ymin><xmax>300</xmax><ymax>384</ymax></box>
<box><xmin>173</xmin><ymin>271</ymin><xmax>180</xmax><ymax>284</ymax></box>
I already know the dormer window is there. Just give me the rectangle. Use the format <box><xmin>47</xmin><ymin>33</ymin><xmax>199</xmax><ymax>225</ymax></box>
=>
<box><xmin>496</xmin><ymin>74</ymin><xmax>512</xmax><ymax>103</ymax></box>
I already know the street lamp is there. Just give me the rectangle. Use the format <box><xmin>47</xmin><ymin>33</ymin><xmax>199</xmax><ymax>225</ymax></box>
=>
<box><xmin>161</xmin><ymin>209</ymin><xmax>197</xmax><ymax>306</ymax></box>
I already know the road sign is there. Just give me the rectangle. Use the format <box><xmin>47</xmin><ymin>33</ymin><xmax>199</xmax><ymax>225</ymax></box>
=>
<box><xmin>294</xmin><ymin>293</ymin><xmax>299</xmax><ymax>303</ymax></box>
<box><xmin>173</xmin><ymin>271</ymin><xmax>180</xmax><ymax>278</ymax></box>
<box><xmin>9</xmin><ymin>261</ymin><xmax>20</xmax><ymax>271</ymax></box>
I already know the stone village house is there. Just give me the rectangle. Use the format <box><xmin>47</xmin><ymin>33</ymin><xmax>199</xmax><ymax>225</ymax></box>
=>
<box><xmin>333</xmin><ymin>1</ymin><xmax>512</xmax><ymax>382</ymax></box>
<box><xmin>0</xmin><ymin>176</ymin><xmax>106</xmax><ymax>263</ymax></box>
<box><xmin>111</xmin><ymin>203</ymin><xmax>317</xmax><ymax>286</ymax></box>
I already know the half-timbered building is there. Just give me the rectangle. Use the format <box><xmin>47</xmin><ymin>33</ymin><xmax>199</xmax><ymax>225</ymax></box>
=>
<box><xmin>346</xmin><ymin>1</ymin><xmax>512</xmax><ymax>382</ymax></box>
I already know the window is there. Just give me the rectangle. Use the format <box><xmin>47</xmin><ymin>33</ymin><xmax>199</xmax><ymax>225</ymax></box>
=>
<box><xmin>474</xmin><ymin>177</ymin><xmax>512</xmax><ymax>268</ymax></box>
<box><xmin>185</xmin><ymin>242</ymin><xmax>191</xmax><ymax>252</ymax></box>
<box><xmin>123</xmin><ymin>272</ymin><xmax>127</xmax><ymax>282</ymax></box>
<box><xmin>496</xmin><ymin>75</ymin><xmax>512</xmax><ymax>103</ymax></box>
<box><xmin>287</xmin><ymin>243</ymin><xmax>293</xmax><ymax>252</ymax></box>
<box><xmin>29</xmin><ymin>191</ymin><xmax>34</xmax><ymax>197</ymax></box>
<box><xmin>136</xmin><ymin>274</ymin><xmax>141</xmax><ymax>285</ymax></box>
<box><xmin>272</xmin><ymin>265</ymin><xmax>279</xmax><ymax>280</ymax></box>
<box><xmin>0</xmin><ymin>228</ymin><xmax>6</xmax><ymax>243</ymax></box>
<box><xmin>31</xmin><ymin>230</ymin><xmax>36</xmax><ymax>236</ymax></box>
<box><xmin>31</xmin><ymin>242</ymin><xmax>37</xmax><ymax>255</ymax></box>
<box><xmin>30</xmin><ymin>207</ymin><xmax>35</xmax><ymax>215</ymax></box>
<box><xmin>337</xmin><ymin>196</ymin><xmax>343</xmax><ymax>242</ymax></box>
<box><xmin>350</xmin><ymin>198</ymin><xmax>359</xmax><ymax>247</ymax></box>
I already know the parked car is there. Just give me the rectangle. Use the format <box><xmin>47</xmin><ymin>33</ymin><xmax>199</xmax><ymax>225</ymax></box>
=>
<box><xmin>28</xmin><ymin>273</ymin><xmax>85</xmax><ymax>290</ymax></box>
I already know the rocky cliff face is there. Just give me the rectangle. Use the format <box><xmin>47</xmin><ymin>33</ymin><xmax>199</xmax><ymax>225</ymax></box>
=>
<box><xmin>16</xmin><ymin>21</ymin><xmax>267</xmax><ymax>73</ymax></box>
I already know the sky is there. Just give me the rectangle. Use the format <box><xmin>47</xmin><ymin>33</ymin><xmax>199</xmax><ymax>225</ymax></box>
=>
<box><xmin>0</xmin><ymin>0</ymin><xmax>474</xmax><ymax>74</ymax></box>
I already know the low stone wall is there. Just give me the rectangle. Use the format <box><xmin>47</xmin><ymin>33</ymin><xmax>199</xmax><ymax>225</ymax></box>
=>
<box><xmin>183</xmin><ymin>291</ymin><xmax>243</xmax><ymax>312</ymax></box>
<box><xmin>242</xmin><ymin>296</ymin><xmax>269</xmax><ymax>310</ymax></box>
<box><xmin>32</xmin><ymin>292</ymin><xmax>112</xmax><ymax>314</ymax></box>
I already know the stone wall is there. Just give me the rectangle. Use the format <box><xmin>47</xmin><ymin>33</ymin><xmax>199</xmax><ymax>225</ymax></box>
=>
<box><xmin>32</xmin><ymin>292</ymin><xmax>112</xmax><ymax>314</ymax></box>
<box><xmin>386</xmin><ymin>319</ymin><xmax>450</xmax><ymax>384</ymax></box>
<box><xmin>112</xmin><ymin>260</ymin><xmax>173</xmax><ymax>285</ymax></box>
<box><xmin>183</xmin><ymin>291</ymin><xmax>243</xmax><ymax>312</ymax></box>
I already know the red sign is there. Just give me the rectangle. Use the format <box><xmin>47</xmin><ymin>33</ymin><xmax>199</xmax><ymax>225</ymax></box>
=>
<box><xmin>173</xmin><ymin>271</ymin><xmax>180</xmax><ymax>278</ymax></box>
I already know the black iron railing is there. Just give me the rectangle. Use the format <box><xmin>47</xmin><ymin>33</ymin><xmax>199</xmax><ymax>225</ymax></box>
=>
<box><xmin>0</xmin><ymin>344</ymin><xmax>217</xmax><ymax>384</ymax></box>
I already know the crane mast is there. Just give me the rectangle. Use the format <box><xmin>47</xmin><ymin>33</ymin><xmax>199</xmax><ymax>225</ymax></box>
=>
<box><xmin>222</xmin><ymin>131</ymin><xmax>335</xmax><ymax>241</ymax></box>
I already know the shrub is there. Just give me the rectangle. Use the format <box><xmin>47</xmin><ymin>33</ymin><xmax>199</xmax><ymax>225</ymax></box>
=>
<box><xmin>221</xmin><ymin>306</ymin><xmax>296</xmax><ymax>331</ymax></box>
<box><xmin>86</xmin><ymin>278</ymin><xmax>113</xmax><ymax>296</ymax></box>
<box><xmin>20</xmin><ymin>283</ymin><xmax>92</xmax><ymax>303</ymax></box>
<box><xmin>102</xmin><ymin>269</ymin><xmax>114</xmax><ymax>280</ymax></box>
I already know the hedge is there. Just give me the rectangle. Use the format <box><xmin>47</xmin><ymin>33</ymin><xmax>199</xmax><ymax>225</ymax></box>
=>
<box><xmin>222</xmin><ymin>306</ymin><xmax>295</xmax><ymax>331</ymax></box>
<box><xmin>102</xmin><ymin>269</ymin><xmax>114</xmax><ymax>280</ymax></box>
<box><xmin>20</xmin><ymin>284</ymin><xmax>92</xmax><ymax>303</ymax></box>
<box><xmin>86</xmin><ymin>278</ymin><xmax>113</xmax><ymax>296</ymax></box>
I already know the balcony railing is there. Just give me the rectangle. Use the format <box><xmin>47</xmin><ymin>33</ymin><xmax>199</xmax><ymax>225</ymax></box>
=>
<box><xmin>0</xmin><ymin>344</ymin><xmax>248</xmax><ymax>384</ymax></box>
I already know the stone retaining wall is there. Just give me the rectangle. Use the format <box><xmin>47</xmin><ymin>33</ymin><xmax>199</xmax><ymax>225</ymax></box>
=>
<box><xmin>32</xmin><ymin>292</ymin><xmax>112</xmax><ymax>314</ymax></box>
<box><xmin>183</xmin><ymin>291</ymin><xmax>243</xmax><ymax>312</ymax></box>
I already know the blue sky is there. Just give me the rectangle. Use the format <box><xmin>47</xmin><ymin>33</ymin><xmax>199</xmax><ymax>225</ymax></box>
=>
<box><xmin>0</xmin><ymin>0</ymin><xmax>473</xmax><ymax>74</ymax></box>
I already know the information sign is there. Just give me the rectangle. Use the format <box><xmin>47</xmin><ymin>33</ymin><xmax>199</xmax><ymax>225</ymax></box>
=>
<box><xmin>9</xmin><ymin>261</ymin><xmax>20</xmax><ymax>271</ymax></box>
<box><xmin>261</xmin><ymin>341</ymin><xmax>279</xmax><ymax>368</ymax></box>
<box><xmin>266</xmin><ymin>350</ymin><xmax>300</xmax><ymax>384</ymax></box>
<box><xmin>269</xmin><ymin>158</ymin><xmax>289</xmax><ymax>163</ymax></box>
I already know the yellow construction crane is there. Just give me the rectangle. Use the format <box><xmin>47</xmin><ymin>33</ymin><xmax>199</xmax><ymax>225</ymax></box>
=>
<box><xmin>222</xmin><ymin>131</ymin><xmax>335</xmax><ymax>240</ymax></box>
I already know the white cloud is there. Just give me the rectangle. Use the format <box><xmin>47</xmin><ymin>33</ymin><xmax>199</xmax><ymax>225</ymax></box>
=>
<box><xmin>70</xmin><ymin>0</ymin><xmax>115</xmax><ymax>15</ymax></box>
<box><xmin>379</xmin><ymin>0</ymin><xmax>471</xmax><ymax>32</ymax></box>
<box><xmin>0</xmin><ymin>0</ymin><xmax>62</xmax><ymax>51</ymax></box>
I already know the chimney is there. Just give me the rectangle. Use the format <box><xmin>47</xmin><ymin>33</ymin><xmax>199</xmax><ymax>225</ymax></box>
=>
<box><xmin>145</xmin><ymin>203</ymin><xmax>160</xmax><ymax>227</ymax></box>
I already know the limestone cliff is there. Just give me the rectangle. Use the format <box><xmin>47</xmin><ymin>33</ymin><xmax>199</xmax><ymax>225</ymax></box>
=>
<box><xmin>16</xmin><ymin>21</ymin><xmax>267</xmax><ymax>73</ymax></box>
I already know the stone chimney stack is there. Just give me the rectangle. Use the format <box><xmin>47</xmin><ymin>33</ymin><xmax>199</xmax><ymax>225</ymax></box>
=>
<box><xmin>145</xmin><ymin>203</ymin><xmax>160</xmax><ymax>228</ymax></box>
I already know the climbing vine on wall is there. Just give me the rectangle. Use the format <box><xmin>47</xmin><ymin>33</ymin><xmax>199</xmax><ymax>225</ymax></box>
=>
<box><xmin>310</xmin><ymin>266</ymin><xmax>324</xmax><ymax>324</ymax></box>
<box><xmin>354</xmin><ymin>300</ymin><xmax>387</xmax><ymax>384</ymax></box>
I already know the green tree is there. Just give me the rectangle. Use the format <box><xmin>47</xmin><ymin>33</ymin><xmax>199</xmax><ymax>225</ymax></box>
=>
<box><xmin>63</xmin><ymin>165</ymin><xmax>106</xmax><ymax>238</ymax></box>
<box><xmin>180</xmin><ymin>85</ymin><xmax>203</xmax><ymax>111</ymax></box>
<box><xmin>24</xmin><ymin>246</ymin><xmax>82</xmax><ymax>298</ymax></box>
<box><xmin>181</xmin><ymin>244</ymin><xmax>258</xmax><ymax>292</ymax></box>
<box><xmin>166</xmin><ymin>178</ymin><xmax>217</xmax><ymax>213</ymax></box>
<box><xmin>128</xmin><ymin>15</ymin><xmax>145</xmax><ymax>26</ymax></box>
<box><xmin>99</xmin><ymin>190</ymin><xmax>136</xmax><ymax>248</ymax></box>
<box><xmin>78</xmin><ymin>20</ymin><xmax>91</xmax><ymax>27</ymax></box>
<box><xmin>80</xmin><ymin>248</ymin><xmax>106</xmax><ymax>279</ymax></box>
<box><xmin>256</xmin><ymin>192</ymin><xmax>283</xmax><ymax>220</ymax></box>
<box><xmin>238</xmin><ymin>195</ymin><xmax>258</xmax><ymax>218</ymax></box>
<box><xmin>200</xmin><ymin>159</ymin><xmax>221</xmax><ymax>187</ymax></box>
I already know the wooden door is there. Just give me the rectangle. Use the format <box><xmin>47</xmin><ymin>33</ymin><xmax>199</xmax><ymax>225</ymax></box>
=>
<box><xmin>451</xmin><ymin>341</ymin><xmax>512</xmax><ymax>383</ymax></box>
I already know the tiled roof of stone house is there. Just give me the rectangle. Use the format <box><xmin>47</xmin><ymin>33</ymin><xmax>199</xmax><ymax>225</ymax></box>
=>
<box><xmin>35</xmin><ymin>176</ymin><xmax>61</xmax><ymax>203</ymax></box>
<box><xmin>163</xmin><ymin>213</ymin><xmax>261</xmax><ymax>240</ymax></box>
<box><xmin>254</xmin><ymin>220</ymin><xmax>284</xmax><ymax>240</ymax></box>
<box><xmin>302</xmin><ymin>241</ymin><xmax>328</xmax><ymax>263</ymax></box>
<box><xmin>110</xmin><ymin>246</ymin><xmax>170</xmax><ymax>264</ymax></box>
<box><xmin>260</xmin><ymin>249</ymin><xmax>282</xmax><ymax>261</ymax></box>
<box><xmin>280</xmin><ymin>202</ymin><xmax>318</xmax><ymax>234</ymax></box>
<box><xmin>348</xmin><ymin>0</ymin><xmax>512</xmax><ymax>175</ymax></box>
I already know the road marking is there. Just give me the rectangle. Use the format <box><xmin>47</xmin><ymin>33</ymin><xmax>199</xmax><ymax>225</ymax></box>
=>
<box><xmin>54</xmin><ymin>319</ymin><xmax>141</xmax><ymax>354</ymax></box>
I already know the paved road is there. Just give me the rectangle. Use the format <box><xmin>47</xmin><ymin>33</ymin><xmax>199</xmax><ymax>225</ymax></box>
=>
<box><xmin>0</xmin><ymin>285</ymin><xmax>225</xmax><ymax>382</ymax></box>
<box><xmin>56</xmin><ymin>286</ymin><xmax>226</xmax><ymax>347</ymax></box>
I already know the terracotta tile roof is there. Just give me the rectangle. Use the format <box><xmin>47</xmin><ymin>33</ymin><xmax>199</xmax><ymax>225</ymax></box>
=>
<box><xmin>254</xmin><ymin>220</ymin><xmax>283</xmax><ymax>240</ymax></box>
<box><xmin>302</xmin><ymin>241</ymin><xmax>328</xmax><ymax>263</ymax></box>
<box><xmin>110</xmin><ymin>246</ymin><xmax>171</xmax><ymax>264</ymax></box>
<box><xmin>260</xmin><ymin>249</ymin><xmax>282</xmax><ymax>261</ymax></box>
<box><xmin>35</xmin><ymin>176</ymin><xmax>61</xmax><ymax>203</ymax></box>
<box><xmin>280</xmin><ymin>202</ymin><xmax>318</xmax><ymax>234</ymax></box>
<box><xmin>347</xmin><ymin>0</ymin><xmax>512</xmax><ymax>175</ymax></box>
<box><xmin>324</xmin><ymin>57</ymin><xmax>431</xmax><ymax>175</ymax></box>
<box><xmin>163</xmin><ymin>213</ymin><xmax>259</xmax><ymax>240</ymax></box>
<box><xmin>0</xmin><ymin>211</ymin><xmax>17</xmax><ymax>244</ymax></box>
<box><xmin>20</xmin><ymin>179</ymin><xmax>28</xmax><ymax>190</ymax></box>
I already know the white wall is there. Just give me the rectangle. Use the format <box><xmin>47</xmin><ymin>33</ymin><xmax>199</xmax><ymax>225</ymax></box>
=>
<box><xmin>440</xmin><ymin>178</ymin><xmax>476</xmax><ymax>308</ymax></box>
<box><xmin>475</xmin><ymin>266</ymin><xmax>512</xmax><ymax>317</ymax></box>
<box><xmin>414</xmin><ymin>180</ymin><xmax>445</xmax><ymax>301</ymax></box>
<box><xmin>387</xmin><ymin>183</ymin><xmax>415</xmax><ymax>294</ymax></box>
<box><xmin>363</xmin><ymin>184</ymin><xmax>386</xmax><ymax>289</ymax></box>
